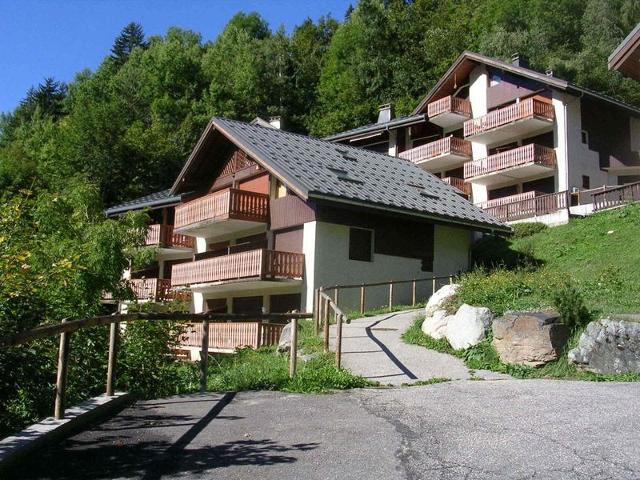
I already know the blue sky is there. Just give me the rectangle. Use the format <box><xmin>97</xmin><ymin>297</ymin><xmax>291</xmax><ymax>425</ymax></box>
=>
<box><xmin>0</xmin><ymin>0</ymin><xmax>352</xmax><ymax>114</ymax></box>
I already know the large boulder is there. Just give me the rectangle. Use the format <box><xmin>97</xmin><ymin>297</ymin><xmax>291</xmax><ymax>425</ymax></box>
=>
<box><xmin>568</xmin><ymin>317</ymin><xmax>640</xmax><ymax>374</ymax></box>
<box><xmin>425</xmin><ymin>283</ymin><xmax>459</xmax><ymax>316</ymax></box>
<box><xmin>493</xmin><ymin>311</ymin><xmax>568</xmax><ymax>367</ymax></box>
<box><xmin>445</xmin><ymin>304</ymin><xmax>493</xmax><ymax>350</ymax></box>
<box><xmin>421</xmin><ymin>309</ymin><xmax>451</xmax><ymax>339</ymax></box>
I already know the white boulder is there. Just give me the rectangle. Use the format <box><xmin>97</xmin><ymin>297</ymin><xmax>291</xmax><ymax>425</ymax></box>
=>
<box><xmin>445</xmin><ymin>304</ymin><xmax>493</xmax><ymax>350</ymax></box>
<box><xmin>425</xmin><ymin>283</ymin><xmax>459</xmax><ymax>316</ymax></box>
<box><xmin>421</xmin><ymin>309</ymin><xmax>451</xmax><ymax>339</ymax></box>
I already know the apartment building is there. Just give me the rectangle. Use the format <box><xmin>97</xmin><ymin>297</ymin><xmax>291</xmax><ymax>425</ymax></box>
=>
<box><xmin>328</xmin><ymin>51</ymin><xmax>640</xmax><ymax>225</ymax></box>
<box><xmin>106</xmin><ymin>117</ymin><xmax>506</xmax><ymax>314</ymax></box>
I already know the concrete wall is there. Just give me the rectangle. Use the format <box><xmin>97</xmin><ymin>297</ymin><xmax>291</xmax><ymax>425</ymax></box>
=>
<box><xmin>303</xmin><ymin>221</ymin><xmax>471</xmax><ymax>313</ymax></box>
<box><xmin>469</xmin><ymin>65</ymin><xmax>490</xmax><ymax>204</ymax></box>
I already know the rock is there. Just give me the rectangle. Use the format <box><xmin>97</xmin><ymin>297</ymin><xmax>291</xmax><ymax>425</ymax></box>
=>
<box><xmin>421</xmin><ymin>309</ymin><xmax>450</xmax><ymax>339</ymax></box>
<box><xmin>445</xmin><ymin>304</ymin><xmax>493</xmax><ymax>350</ymax></box>
<box><xmin>425</xmin><ymin>284</ymin><xmax>459</xmax><ymax>316</ymax></box>
<box><xmin>492</xmin><ymin>311</ymin><xmax>568</xmax><ymax>367</ymax></box>
<box><xmin>568</xmin><ymin>317</ymin><xmax>640</xmax><ymax>374</ymax></box>
<box><xmin>277</xmin><ymin>323</ymin><xmax>294</xmax><ymax>353</ymax></box>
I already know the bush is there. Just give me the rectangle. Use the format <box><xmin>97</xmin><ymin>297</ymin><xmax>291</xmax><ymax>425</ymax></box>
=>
<box><xmin>511</xmin><ymin>222</ymin><xmax>548</xmax><ymax>239</ymax></box>
<box><xmin>552</xmin><ymin>283</ymin><xmax>591</xmax><ymax>331</ymax></box>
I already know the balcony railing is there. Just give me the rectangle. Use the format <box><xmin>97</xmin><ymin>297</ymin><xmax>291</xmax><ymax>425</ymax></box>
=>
<box><xmin>464</xmin><ymin>98</ymin><xmax>555</xmax><ymax>138</ymax></box>
<box><xmin>427</xmin><ymin>96</ymin><xmax>472</xmax><ymax>119</ymax></box>
<box><xmin>146</xmin><ymin>224</ymin><xmax>194</xmax><ymax>249</ymax></box>
<box><xmin>180</xmin><ymin>322</ymin><xmax>284</xmax><ymax>350</ymax></box>
<box><xmin>129</xmin><ymin>278</ymin><xmax>191</xmax><ymax>302</ymax></box>
<box><xmin>399</xmin><ymin>137</ymin><xmax>472</xmax><ymax>165</ymax></box>
<box><xmin>171</xmin><ymin>249</ymin><xmax>305</xmax><ymax>286</ymax></box>
<box><xmin>442</xmin><ymin>176</ymin><xmax>471</xmax><ymax>195</ymax></box>
<box><xmin>481</xmin><ymin>191</ymin><xmax>569</xmax><ymax>222</ymax></box>
<box><xmin>464</xmin><ymin>144</ymin><xmax>556</xmax><ymax>180</ymax></box>
<box><xmin>476</xmin><ymin>191</ymin><xmax>541</xmax><ymax>210</ymax></box>
<box><xmin>174</xmin><ymin>189</ymin><xmax>269</xmax><ymax>230</ymax></box>
<box><xmin>593</xmin><ymin>181</ymin><xmax>640</xmax><ymax>211</ymax></box>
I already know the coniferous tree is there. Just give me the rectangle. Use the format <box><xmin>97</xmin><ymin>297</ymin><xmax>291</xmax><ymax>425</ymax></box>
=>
<box><xmin>110</xmin><ymin>22</ymin><xmax>147</xmax><ymax>65</ymax></box>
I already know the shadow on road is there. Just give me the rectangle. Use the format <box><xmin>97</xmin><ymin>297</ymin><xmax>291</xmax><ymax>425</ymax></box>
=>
<box><xmin>7</xmin><ymin>392</ymin><xmax>319</xmax><ymax>479</ymax></box>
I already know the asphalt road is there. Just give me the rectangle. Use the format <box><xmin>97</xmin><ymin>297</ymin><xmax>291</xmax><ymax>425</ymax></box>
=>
<box><xmin>9</xmin><ymin>380</ymin><xmax>640</xmax><ymax>479</ymax></box>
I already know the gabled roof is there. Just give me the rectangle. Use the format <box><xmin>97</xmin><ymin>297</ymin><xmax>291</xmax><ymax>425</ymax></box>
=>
<box><xmin>324</xmin><ymin>113</ymin><xmax>427</xmax><ymax>142</ymax></box>
<box><xmin>105</xmin><ymin>189</ymin><xmax>182</xmax><ymax>216</ymax></box>
<box><xmin>412</xmin><ymin>51</ymin><xmax>640</xmax><ymax>118</ymax></box>
<box><xmin>609</xmin><ymin>23</ymin><xmax>640</xmax><ymax>80</ymax></box>
<box><xmin>172</xmin><ymin>117</ymin><xmax>509</xmax><ymax>232</ymax></box>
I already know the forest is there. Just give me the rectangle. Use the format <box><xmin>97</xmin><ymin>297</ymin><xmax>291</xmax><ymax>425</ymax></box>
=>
<box><xmin>0</xmin><ymin>0</ymin><xmax>638</xmax><ymax>436</ymax></box>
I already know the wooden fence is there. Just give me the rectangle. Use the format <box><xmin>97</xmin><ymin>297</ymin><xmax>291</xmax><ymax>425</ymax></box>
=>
<box><xmin>0</xmin><ymin>312</ymin><xmax>311</xmax><ymax>421</ymax></box>
<box><xmin>593</xmin><ymin>181</ymin><xmax>640</xmax><ymax>211</ymax></box>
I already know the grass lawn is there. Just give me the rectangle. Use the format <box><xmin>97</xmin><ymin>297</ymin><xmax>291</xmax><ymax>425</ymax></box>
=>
<box><xmin>403</xmin><ymin>316</ymin><xmax>640</xmax><ymax>382</ymax></box>
<box><xmin>205</xmin><ymin>319</ymin><xmax>373</xmax><ymax>393</ymax></box>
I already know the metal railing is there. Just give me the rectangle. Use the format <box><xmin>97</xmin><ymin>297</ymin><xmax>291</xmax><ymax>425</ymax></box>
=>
<box><xmin>464</xmin><ymin>98</ymin><xmax>555</xmax><ymax>137</ymax></box>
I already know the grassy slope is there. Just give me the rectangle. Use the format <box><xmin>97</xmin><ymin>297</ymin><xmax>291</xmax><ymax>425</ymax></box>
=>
<box><xmin>457</xmin><ymin>204</ymin><xmax>640</xmax><ymax>316</ymax></box>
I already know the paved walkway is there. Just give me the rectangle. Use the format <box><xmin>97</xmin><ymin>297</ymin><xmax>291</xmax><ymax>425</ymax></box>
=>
<box><xmin>9</xmin><ymin>381</ymin><xmax>640</xmax><ymax>479</ymax></box>
<box><xmin>330</xmin><ymin>310</ymin><xmax>502</xmax><ymax>384</ymax></box>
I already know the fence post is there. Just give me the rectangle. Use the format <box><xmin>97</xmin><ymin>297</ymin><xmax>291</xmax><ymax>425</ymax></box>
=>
<box><xmin>313</xmin><ymin>288</ymin><xmax>319</xmax><ymax>335</ymax></box>
<box><xmin>412</xmin><ymin>280</ymin><xmax>417</xmax><ymax>307</ymax></box>
<box><xmin>334</xmin><ymin>288</ymin><xmax>339</xmax><ymax>323</ymax></box>
<box><xmin>336</xmin><ymin>313</ymin><xmax>343</xmax><ymax>369</ymax></box>
<box><xmin>200</xmin><ymin>319</ymin><xmax>209</xmax><ymax>393</ymax></box>
<box><xmin>323</xmin><ymin>297</ymin><xmax>330</xmax><ymax>353</ymax></box>
<box><xmin>449</xmin><ymin>275</ymin><xmax>453</xmax><ymax>285</ymax></box>
<box><xmin>432</xmin><ymin>277</ymin><xmax>436</xmax><ymax>296</ymax></box>
<box><xmin>289</xmin><ymin>318</ymin><xmax>298</xmax><ymax>378</ymax></box>
<box><xmin>388</xmin><ymin>282</ymin><xmax>394</xmax><ymax>309</ymax></box>
<box><xmin>106</xmin><ymin>321</ymin><xmax>119</xmax><ymax>396</ymax></box>
<box><xmin>359</xmin><ymin>285</ymin><xmax>365</xmax><ymax>315</ymax></box>
<box><xmin>54</xmin><ymin>319</ymin><xmax>70</xmax><ymax>420</ymax></box>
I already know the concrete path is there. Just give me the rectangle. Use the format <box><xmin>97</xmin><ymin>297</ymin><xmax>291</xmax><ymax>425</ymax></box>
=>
<box><xmin>9</xmin><ymin>380</ymin><xmax>640</xmax><ymax>479</ymax></box>
<box><xmin>330</xmin><ymin>310</ymin><xmax>487</xmax><ymax>384</ymax></box>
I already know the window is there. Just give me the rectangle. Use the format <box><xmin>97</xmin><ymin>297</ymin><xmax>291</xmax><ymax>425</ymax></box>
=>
<box><xmin>489</xmin><ymin>72</ymin><xmax>502</xmax><ymax>87</ymax></box>
<box><xmin>581</xmin><ymin>130</ymin><xmax>589</xmax><ymax>145</ymax></box>
<box><xmin>349</xmin><ymin>227</ymin><xmax>373</xmax><ymax>262</ymax></box>
<box><xmin>582</xmin><ymin>175</ymin><xmax>590</xmax><ymax>189</ymax></box>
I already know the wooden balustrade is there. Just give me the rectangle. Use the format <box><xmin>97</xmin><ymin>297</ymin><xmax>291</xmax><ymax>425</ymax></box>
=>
<box><xmin>128</xmin><ymin>278</ymin><xmax>190</xmax><ymax>302</ymax></box>
<box><xmin>427</xmin><ymin>95</ymin><xmax>472</xmax><ymax>118</ymax></box>
<box><xmin>482</xmin><ymin>191</ymin><xmax>569</xmax><ymax>222</ymax></box>
<box><xmin>593</xmin><ymin>181</ymin><xmax>640</xmax><ymax>211</ymax></box>
<box><xmin>476</xmin><ymin>191</ymin><xmax>541</xmax><ymax>209</ymax></box>
<box><xmin>398</xmin><ymin>137</ymin><xmax>472</xmax><ymax>164</ymax></box>
<box><xmin>441</xmin><ymin>176</ymin><xmax>471</xmax><ymax>195</ymax></box>
<box><xmin>464</xmin><ymin>144</ymin><xmax>556</xmax><ymax>179</ymax></box>
<box><xmin>464</xmin><ymin>98</ymin><xmax>555</xmax><ymax>137</ymax></box>
<box><xmin>146</xmin><ymin>224</ymin><xmax>194</xmax><ymax>249</ymax></box>
<box><xmin>171</xmin><ymin>249</ymin><xmax>305</xmax><ymax>286</ymax></box>
<box><xmin>174</xmin><ymin>188</ymin><xmax>269</xmax><ymax>230</ymax></box>
<box><xmin>180</xmin><ymin>321</ymin><xmax>284</xmax><ymax>350</ymax></box>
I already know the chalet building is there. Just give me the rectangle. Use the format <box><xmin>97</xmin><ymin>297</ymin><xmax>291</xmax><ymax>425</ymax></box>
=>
<box><xmin>106</xmin><ymin>118</ymin><xmax>506</xmax><ymax>314</ymax></box>
<box><xmin>610</xmin><ymin>23</ymin><xmax>640</xmax><ymax>81</ymax></box>
<box><xmin>327</xmin><ymin>51</ymin><xmax>640</xmax><ymax>225</ymax></box>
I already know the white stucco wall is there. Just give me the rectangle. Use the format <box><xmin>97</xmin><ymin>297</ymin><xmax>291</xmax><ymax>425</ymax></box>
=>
<box><xmin>303</xmin><ymin>221</ymin><xmax>471</xmax><ymax>313</ymax></box>
<box><xmin>469</xmin><ymin>65</ymin><xmax>490</xmax><ymax>204</ymax></box>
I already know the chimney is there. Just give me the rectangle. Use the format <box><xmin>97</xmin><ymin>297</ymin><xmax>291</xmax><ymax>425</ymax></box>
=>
<box><xmin>511</xmin><ymin>53</ymin><xmax>530</xmax><ymax>69</ymax></box>
<box><xmin>377</xmin><ymin>103</ymin><xmax>394</xmax><ymax>124</ymax></box>
<box><xmin>269</xmin><ymin>116</ymin><xmax>281</xmax><ymax>129</ymax></box>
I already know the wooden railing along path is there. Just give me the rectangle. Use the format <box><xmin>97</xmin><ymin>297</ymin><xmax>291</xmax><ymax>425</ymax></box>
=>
<box><xmin>464</xmin><ymin>98</ymin><xmax>555</xmax><ymax>137</ymax></box>
<box><xmin>174</xmin><ymin>189</ymin><xmax>269</xmax><ymax>230</ymax></box>
<box><xmin>0</xmin><ymin>312</ymin><xmax>311</xmax><ymax>420</ymax></box>
<box><xmin>313</xmin><ymin>275</ymin><xmax>455</xmax><ymax>369</ymax></box>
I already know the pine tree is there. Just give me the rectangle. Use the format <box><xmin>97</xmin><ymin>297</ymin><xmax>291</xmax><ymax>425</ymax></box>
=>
<box><xmin>110</xmin><ymin>22</ymin><xmax>147</xmax><ymax>65</ymax></box>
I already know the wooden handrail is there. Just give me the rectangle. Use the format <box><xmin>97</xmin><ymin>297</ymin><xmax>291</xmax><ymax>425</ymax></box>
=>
<box><xmin>464</xmin><ymin>98</ymin><xmax>554</xmax><ymax>137</ymax></box>
<box><xmin>398</xmin><ymin>136</ymin><xmax>471</xmax><ymax>164</ymax></box>
<box><xmin>464</xmin><ymin>144</ymin><xmax>556</xmax><ymax>179</ymax></box>
<box><xmin>482</xmin><ymin>190</ymin><xmax>570</xmax><ymax>222</ymax></box>
<box><xmin>145</xmin><ymin>224</ymin><xmax>194</xmax><ymax>249</ymax></box>
<box><xmin>427</xmin><ymin>95</ymin><xmax>472</xmax><ymax>118</ymax></box>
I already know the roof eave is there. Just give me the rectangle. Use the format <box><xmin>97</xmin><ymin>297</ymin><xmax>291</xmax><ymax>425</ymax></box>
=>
<box><xmin>324</xmin><ymin>114</ymin><xmax>427</xmax><ymax>142</ymax></box>
<box><xmin>105</xmin><ymin>196</ymin><xmax>182</xmax><ymax>217</ymax></box>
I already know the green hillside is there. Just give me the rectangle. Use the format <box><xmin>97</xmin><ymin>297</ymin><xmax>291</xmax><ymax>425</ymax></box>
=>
<box><xmin>458</xmin><ymin>203</ymin><xmax>640</xmax><ymax>317</ymax></box>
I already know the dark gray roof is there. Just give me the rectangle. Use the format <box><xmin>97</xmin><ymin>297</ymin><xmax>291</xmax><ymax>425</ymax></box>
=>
<box><xmin>324</xmin><ymin>113</ymin><xmax>427</xmax><ymax>142</ymax></box>
<box><xmin>200</xmin><ymin>118</ymin><xmax>507</xmax><ymax>232</ymax></box>
<box><xmin>105</xmin><ymin>189</ymin><xmax>182</xmax><ymax>216</ymax></box>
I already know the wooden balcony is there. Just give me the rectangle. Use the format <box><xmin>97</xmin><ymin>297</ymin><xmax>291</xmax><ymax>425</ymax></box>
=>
<box><xmin>441</xmin><ymin>176</ymin><xmax>471</xmax><ymax>196</ymax></box>
<box><xmin>593</xmin><ymin>181</ymin><xmax>640</xmax><ymax>211</ymax></box>
<box><xmin>481</xmin><ymin>191</ymin><xmax>569</xmax><ymax>222</ymax></box>
<box><xmin>464</xmin><ymin>98</ymin><xmax>555</xmax><ymax>145</ymax></box>
<box><xmin>399</xmin><ymin>137</ymin><xmax>472</xmax><ymax>171</ymax></box>
<box><xmin>146</xmin><ymin>224</ymin><xmax>194</xmax><ymax>250</ymax></box>
<box><xmin>171</xmin><ymin>249</ymin><xmax>304</xmax><ymax>287</ymax></box>
<box><xmin>427</xmin><ymin>96</ymin><xmax>472</xmax><ymax>128</ymax></box>
<box><xmin>464</xmin><ymin>144</ymin><xmax>556</xmax><ymax>185</ymax></box>
<box><xmin>130</xmin><ymin>278</ymin><xmax>191</xmax><ymax>302</ymax></box>
<box><xmin>476</xmin><ymin>191</ymin><xmax>541</xmax><ymax>209</ymax></box>
<box><xmin>180</xmin><ymin>321</ymin><xmax>284</xmax><ymax>351</ymax></box>
<box><xmin>174</xmin><ymin>189</ymin><xmax>269</xmax><ymax>237</ymax></box>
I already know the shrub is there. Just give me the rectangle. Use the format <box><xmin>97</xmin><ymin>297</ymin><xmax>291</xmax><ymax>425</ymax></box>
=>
<box><xmin>511</xmin><ymin>222</ymin><xmax>548</xmax><ymax>239</ymax></box>
<box><xmin>552</xmin><ymin>283</ymin><xmax>591</xmax><ymax>331</ymax></box>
